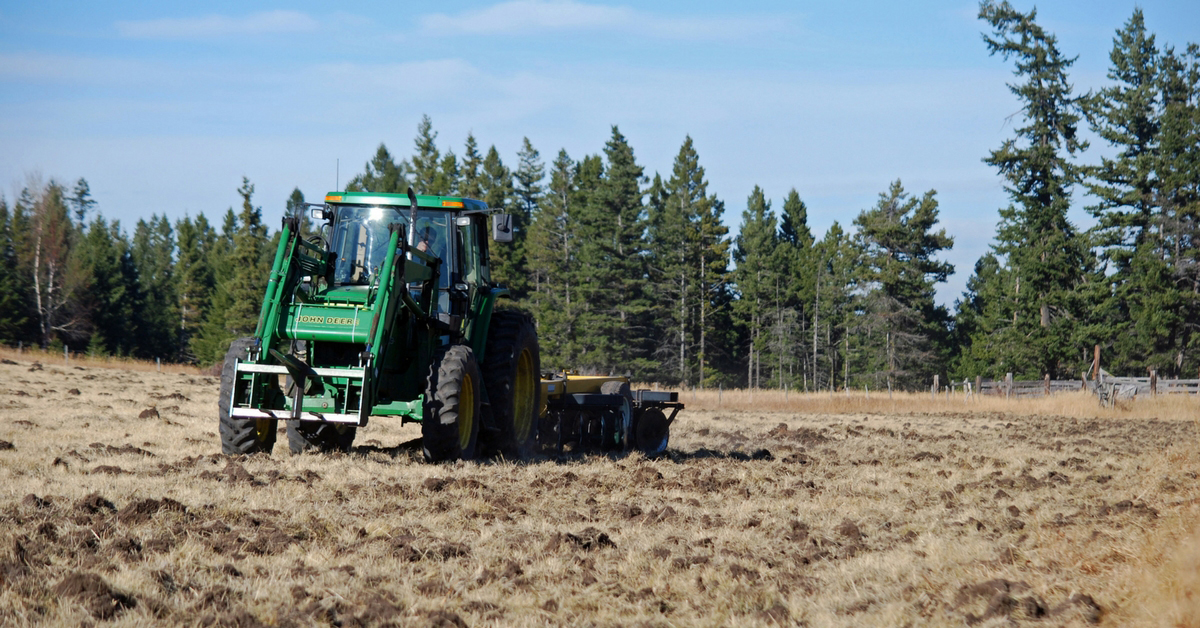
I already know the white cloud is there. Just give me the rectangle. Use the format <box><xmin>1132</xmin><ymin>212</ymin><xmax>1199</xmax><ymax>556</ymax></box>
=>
<box><xmin>419</xmin><ymin>0</ymin><xmax>782</xmax><ymax>39</ymax></box>
<box><xmin>116</xmin><ymin>10</ymin><xmax>319</xmax><ymax>39</ymax></box>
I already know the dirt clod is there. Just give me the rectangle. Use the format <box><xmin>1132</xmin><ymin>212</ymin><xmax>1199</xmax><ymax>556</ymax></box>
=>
<box><xmin>90</xmin><ymin>465</ymin><xmax>127</xmax><ymax>475</ymax></box>
<box><xmin>423</xmin><ymin>477</ymin><xmax>453</xmax><ymax>492</ymax></box>
<box><xmin>566</xmin><ymin>527</ymin><xmax>616</xmax><ymax>550</ymax></box>
<box><xmin>75</xmin><ymin>493</ymin><xmax>116</xmax><ymax>515</ymax></box>
<box><xmin>836</xmin><ymin>519</ymin><xmax>863</xmax><ymax>541</ymax></box>
<box><xmin>52</xmin><ymin>572</ymin><xmax>137</xmax><ymax>619</ymax></box>
<box><xmin>117</xmin><ymin>497</ymin><xmax>187</xmax><ymax>525</ymax></box>
<box><xmin>21</xmin><ymin>494</ymin><xmax>50</xmax><ymax>509</ymax></box>
<box><xmin>419</xmin><ymin>609</ymin><xmax>468</xmax><ymax>628</ymax></box>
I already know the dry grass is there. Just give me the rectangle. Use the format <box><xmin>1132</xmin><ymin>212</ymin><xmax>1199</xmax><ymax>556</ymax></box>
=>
<box><xmin>0</xmin><ymin>346</ymin><xmax>204</xmax><ymax>376</ymax></box>
<box><xmin>675</xmin><ymin>386</ymin><xmax>1200</xmax><ymax>422</ymax></box>
<box><xmin>0</xmin><ymin>357</ymin><xmax>1197</xmax><ymax>626</ymax></box>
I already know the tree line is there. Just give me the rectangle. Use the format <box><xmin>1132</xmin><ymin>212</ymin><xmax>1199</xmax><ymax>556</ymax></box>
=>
<box><xmin>0</xmin><ymin>2</ymin><xmax>1195</xmax><ymax>388</ymax></box>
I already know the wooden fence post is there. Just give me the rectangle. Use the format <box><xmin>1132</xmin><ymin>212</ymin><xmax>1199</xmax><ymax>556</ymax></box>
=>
<box><xmin>1044</xmin><ymin>373</ymin><xmax>1050</xmax><ymax>397</ymax></box>
<box><xmin>1149</xmin><ymin>369</ymin><xmax>1157</xmax><ymax>396</ymax></box>
<box><xmin>932</xmin><ymin>374</ymin><xmax>939</xmax><ymax>400</ymax></box>
<box><xmin>975</xmin><ymin>376</ymin><xmax>982</xmax><ymax>400</ymax></box>
<box><xmin>1005</xmin><ymin>373</ymin><xmax>1012</xmax><ymax>399</ymax></box>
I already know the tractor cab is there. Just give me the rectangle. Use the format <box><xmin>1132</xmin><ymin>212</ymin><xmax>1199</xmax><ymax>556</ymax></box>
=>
<box><xmin>327</xmin><ymin>205</ymin><xmax>455</xmax><ymax>311</ymax></box>
<box><xmin>315</xmin><ymin>193</ymin><xmax>497</xmax><ymax>320</ymax></box>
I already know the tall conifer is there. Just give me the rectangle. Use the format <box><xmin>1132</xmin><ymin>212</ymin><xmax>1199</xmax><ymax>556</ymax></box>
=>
<box><xmin>963</xmin><ymin>1</ymin><xmax>1093</xmax><ymax>378</ymax></box>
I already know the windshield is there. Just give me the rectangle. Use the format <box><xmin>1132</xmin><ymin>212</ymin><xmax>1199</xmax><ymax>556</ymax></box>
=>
<box><xmin>330</xmin><ymin>206</ymin><xmax>452</xmax><ymax>286</ymax></box>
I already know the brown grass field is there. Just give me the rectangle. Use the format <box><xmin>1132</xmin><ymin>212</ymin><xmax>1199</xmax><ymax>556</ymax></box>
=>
<box><xmin>1</xmin><ymin>348</ymin><xmax>1199</xmax><ymax>626</ymax></box>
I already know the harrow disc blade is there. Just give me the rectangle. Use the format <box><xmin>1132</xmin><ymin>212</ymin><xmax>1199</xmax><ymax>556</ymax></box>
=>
<box><xmin>632</xmin><ymin>408</ymin><xmax>670</xmax><ymax>456</ymax></box>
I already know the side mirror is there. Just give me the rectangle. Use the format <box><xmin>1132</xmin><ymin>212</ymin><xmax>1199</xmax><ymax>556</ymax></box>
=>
<box><xmin>492</xmin><ymin>214</ymin><xmax>513</xmax><ymax>243</ymax></box>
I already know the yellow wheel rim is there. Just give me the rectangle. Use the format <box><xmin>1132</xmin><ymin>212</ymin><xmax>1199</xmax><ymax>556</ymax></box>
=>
<box><xmin>255</xmin><ymin>419</ymin><xmax>272</xmax><ymax>444</ymax></box>
<box><xmin>513</xmin><ymin>348</ymin><xmax>535</xmax><ymax>442</ymax></box>
<box><xmin>458</xmin><ymin>374</ymin><xmax>475</xmax><ymax>452</ymax></box>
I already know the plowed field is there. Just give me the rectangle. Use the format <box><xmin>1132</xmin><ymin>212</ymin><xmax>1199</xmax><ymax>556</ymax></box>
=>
<box><xmin>1</xmin><ymin>356</ymin><xmax>1198</xmax><ymax>626</ymax></box>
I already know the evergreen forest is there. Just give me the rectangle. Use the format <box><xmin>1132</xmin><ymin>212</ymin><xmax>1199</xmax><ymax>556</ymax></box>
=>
<box><xmin>1</xmin><ymin>4</ymin><xmax>1197</xmax><ymax>389</ymax></box>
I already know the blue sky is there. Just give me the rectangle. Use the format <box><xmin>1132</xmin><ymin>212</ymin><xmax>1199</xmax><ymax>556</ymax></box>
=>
<box><xmin>2</xmin><ymin>1</ymin><xmax>1198</xmax><ymax>305</ymax></box>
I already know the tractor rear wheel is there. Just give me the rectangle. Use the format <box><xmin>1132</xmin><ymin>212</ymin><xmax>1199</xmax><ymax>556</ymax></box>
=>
<box><xmin>286</xmin><ymin>421</ymin><xmax>356</xmax><ymax>454</ymax></box>
<box><xmin>218</xmin><ymin>337</ymin><xmax>277</xmax><ymax>455</ymax></box>
<box><xmin>482</xmin><ymin>310</ymin><xmax>541</xmax><ymax>459</ymax></box>
<box><xmin>422</xmin><ymin>345</ymin><xmax>483</xmax><ymax>463</ymax></box>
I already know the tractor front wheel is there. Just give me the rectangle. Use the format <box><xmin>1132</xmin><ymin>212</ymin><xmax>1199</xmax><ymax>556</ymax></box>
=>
<box><xmin>218</xmin><ymin>337</ymin><xmax>277</xmax><ymax>455</ymax></box>
<box><xmin>422</xmin><ymin>345</ymin><xmax>483</xmax><ymax>463</ymax></box>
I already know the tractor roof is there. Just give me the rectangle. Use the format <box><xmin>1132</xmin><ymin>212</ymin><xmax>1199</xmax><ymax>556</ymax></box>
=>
<box><xmin>324</xmin><ymin>191</ymin><xmax>489</xmax><ymax>212</ymax></box>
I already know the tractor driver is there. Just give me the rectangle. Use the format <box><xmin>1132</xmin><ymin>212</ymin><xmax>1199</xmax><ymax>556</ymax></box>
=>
<box><xmin>416</xmin><ymin>225</ymin><xmax>442</xmax><ymax>259</ymax></box>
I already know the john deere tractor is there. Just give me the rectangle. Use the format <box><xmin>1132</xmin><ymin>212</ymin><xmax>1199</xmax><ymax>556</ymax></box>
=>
<box><xmin>218</xmin><ymin>188</ymin><xmax>539</xmax><ymax>461</ymax></box>
<box><xmin>218</xmin><ymin>187</ymin><xmax>682</xmax><ymax>461</ymax></box>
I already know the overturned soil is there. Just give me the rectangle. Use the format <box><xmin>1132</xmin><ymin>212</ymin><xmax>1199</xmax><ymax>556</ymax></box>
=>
<box><xmin>0</xmin><ymin>356</ymin><xmax>1197</xmax><ymax>626</ymax></box>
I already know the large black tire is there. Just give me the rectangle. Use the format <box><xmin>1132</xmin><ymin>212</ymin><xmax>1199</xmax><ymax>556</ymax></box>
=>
<box><xmin>482</xmin><ymin>310</ymin><xmax>541</xmax><ymax>459</ymax></box>
<box><xmin>286</xmin><ymin>421</ymin><xmax>356</xmax><ymax>454</ymax></box>
<box><xmin>219</xmin><ymin>337</ymin><xmax>277</xmax><ymax>455</ymax></box>
<box><xmin>422</xmin><ymin>345</ymin><xmax>483</xmax><ymax>463</ymax></box>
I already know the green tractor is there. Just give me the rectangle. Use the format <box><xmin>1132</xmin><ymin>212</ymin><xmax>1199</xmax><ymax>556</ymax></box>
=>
<box><xmin>218</xmin><ymin>188</ymin><xmax>540</xmax><ymax>462</ymax></box>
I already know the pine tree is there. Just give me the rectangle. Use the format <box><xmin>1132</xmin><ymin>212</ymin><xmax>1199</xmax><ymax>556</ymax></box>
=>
<box><xmin>72</xmin><ymin>217</ymin><xmax>139</xmax><ymax>355</ymax></box>
<box><xmin>646</xmin><ymin>169</ymin><xmax>690</xmax><ymax>381</ymax></box>
<box><xmin>346</xmin><ymin>144</ymin><xmax>408</xmax><ymax>193</ymax></box>
<box><xmin>193</xmin><ymin>179</ymin><xmax>268</xmax><ymax>362</ymax></box>
<box><xmin>130</xmin><ymin>214</ymin><xmax>178</xmax><ymax>359</ymax></box>
<box><xmin>0</xmin><ymin>198</ymin><xmax>30</xmax><ymax>342</ymax></box>
<box><xmin>1154</xmin><ymin>44</ymin><xmax>1200</xmax><ymax>375</ymax></box>
<box><xmin>526</xmin><ymin>149</ymin><xmax>577</xmax><ymax>369</ymax></box>
<box><xmin>1082</xmin><ymin>10</ymin><xmax>1177</xmax><ymax>375</ymax></box>
<box><xmin>852</xmin><ymin>180</ymin><xmax>954</xmax><ymax>389</ymax></box>
<box><xmin>176</xmin><ymin>214</ymin><xmax>215</xmax><ymax>362</ymax></box>
<box><xmin>573</xmin><ymin>127</ymin><xmax>652</xmax><ymax>375</ymax></box>
<box><xmin>964</xmin><ymin>1</ymin><xmax>1093</xmax><ymax>378</ymax></box>
<box><xmin>695</xmin><ymin>188</ymin><xmax>731</xmax><ymax>388</ymax></box>
<box><xmin>514</xmin><ymin>138</ymin><xmax>545</xmax><ymax>223</ymax></box>
<box><xmin>68</xmin><ymin>178</ymin><xmax>95</xmax><ymax>228</ymax></box>
<box><xmin>459</xmin><ymin>133</ymin><xmax>484</xmax><ymax>199</ymax></box>
<box><xmin>411</xmin><ymin>114</ymin><xmax>442</xmax><ymax>194</ymax></box>
<box><xmin>811</xmin><ymin>222</ymin><xmax>858</xmax><ymax>391</ymax></box>
<box><xmin>434</xmin><ymin>150</ymin><xmax>459</xmax><ymax>196</ymax></box>
<box><xmin>646</xmin><ymin>136</ymin><xmax>730</xmax><ymax>386</ymax></box>
<box><xmin>732</xmin><ymin>186</ymin><xmax>777</xmax><ymax>388</ymax></box>
<box><xmin>285</xmin><ymin>187</ymin><xmax>317</xmax><ymax>235</ymax></box>
<box><xmin>773</xmin><ymin>189</ymin><xmax>816</xmax><ymax>390</ymax></box>
<box><xmin>481</xmin><ymin>145</ymin><xmax>527</xmax><ymax>298</ymax></box>
<box><xmin>1086</xmin><ymin>9</ymin><xmax>1160</xmax><ymax>252</ymax></box>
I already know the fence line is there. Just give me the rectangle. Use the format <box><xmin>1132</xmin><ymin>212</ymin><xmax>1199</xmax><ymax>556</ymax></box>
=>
<box><xmin>974</xmin><ymin>374</ymin><xmax>1200</xmax><ymax>399</ymax></box>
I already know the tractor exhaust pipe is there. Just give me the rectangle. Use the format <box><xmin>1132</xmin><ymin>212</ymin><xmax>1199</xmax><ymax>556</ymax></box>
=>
<box><xmin>407</xmin><ymin>187</ymin><xmax>418</xmax><ymax>256</ymax></box>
